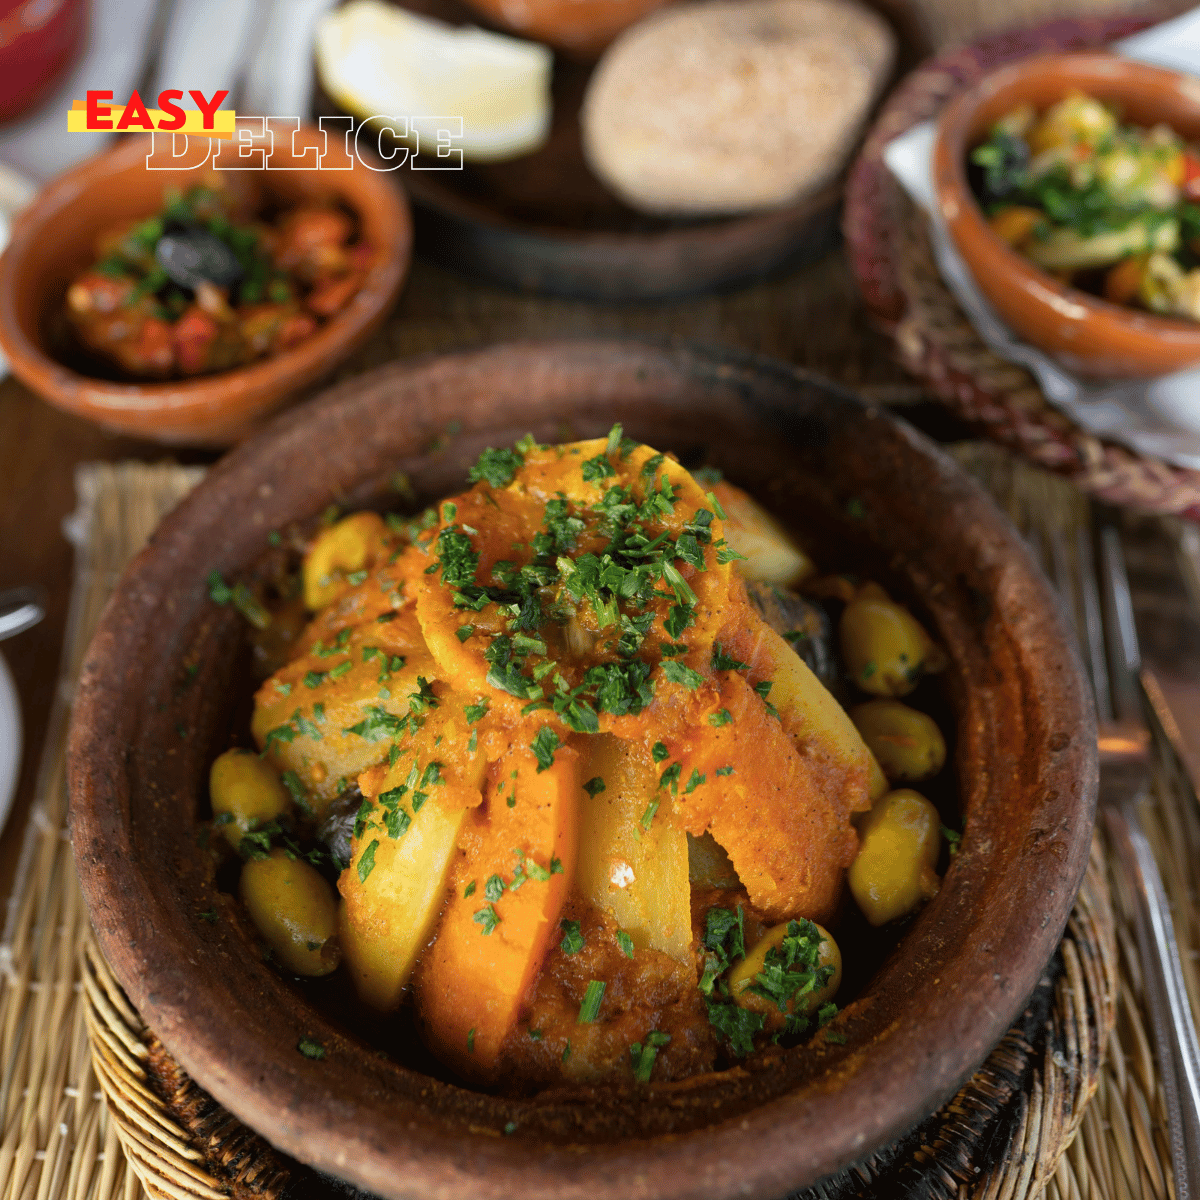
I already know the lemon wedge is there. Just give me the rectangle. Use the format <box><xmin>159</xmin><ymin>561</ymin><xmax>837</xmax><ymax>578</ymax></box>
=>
<box><xmin>315</xmin><ymin>0</ymin><xmax>553</xmax><ymax>163</ymax></box>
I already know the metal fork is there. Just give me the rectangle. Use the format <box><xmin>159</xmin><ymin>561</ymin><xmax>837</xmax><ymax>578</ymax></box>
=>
<box><xmin>1025</xmin><ymin>498</ymin><xmax>1200</xmax><ymax>1195</ymax></box>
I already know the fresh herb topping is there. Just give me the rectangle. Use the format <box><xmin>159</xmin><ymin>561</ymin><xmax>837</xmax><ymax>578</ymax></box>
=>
<box><xmin>661</xmin><ymin>661</ymin><xmax>704</xmax><ymax>690</ymax></box>
<box><xmin>559</xmin><ymin>919</ymin><xmax>584</xmax><ymax>955</ymax></box>
<box><xmin>708</xmin><ymin>708</ymin><xmax>732</xmax><ymax>727</ymax></box>
<box><xmin>754</xmin><ymin>680</ymin><xmax>780</xmax><ymax>719</ymax></box>
<box><xmin>715</xmin><ymin>765</ymin><xmax>735</xmax><ymax>777</ymax></box>
<box><xmin>577</xmin><ymin>980</ymin><xmax>606</xmax><ymax>1023</ymax></box>
<box><xmin>469</xmin><ymin>446</ymin><xmax>525</xmax><ymax>488</ymax></box>
<box><xmin>467</xmin><ymin>1028</ymin><xmax>476</xmax><ymax>1052</ymax></box>
<box><xmin>942</xmin><ymin>825</ymin><xmax>963</xmax><ymax>856</ymax></box>
<box><xmin>464</xmin><ymin>881</ymin><xmax>476</xmax><ymax>898</ymax></box>
<box><xmin>484</xmin><ymin>874</ymin><xmax>506</xmax><ymax>901</ymax></box>
<box><xmin>746</xmin><ymin>919</ymin><xmax>835</xmax><ymax>1037</ymax></box>
<box><xmin>530</xmin><ymin>726</ymin><xmax>561</xmax><ymax>772</ymax></box>
<box><xmin>698</xmin><ymin>906</ymin><xmax>746</xmax><ymax>996</ymax></box>
<box><xmin>473</xmin><ymin>904</ymin><xmax>501</xmax><ymax>935</ymax></box>
<box><xmin>297</xmin><ymin>1037</ymin><xmax>326</xmax><ymax>1060</ymax></box>
<box><xmin>616</xmin><ymin>930</ymin><xmax>635</xmax><ymax>958</ymax></box>
<box><xmin>583</xmin><ymin>776</ymin><xmax>606</xmax><ymax>797</ymax></box>
<box><xmin>707</xmin><ymin>1002</ymin><xmax>764</xmax><ymax>1056</ymax></box>
<box><xmin>629</xmin><ymin>1030</ymin><xmax>670</xmax><ymax>1082</ymax></box>
<box><xmin>651</xmin><ymin>742</ymin><xmax>669</xmax><ymax>763</ymax></box>
<box><xmin>357</xmin><ymin>839</ymin><xmax>379</xmax><ymax>882</ymax></box>
<box><xmin>711</xmin><ymin>643</ymin><xmax>749</xmax><ymax>672</ymax></box>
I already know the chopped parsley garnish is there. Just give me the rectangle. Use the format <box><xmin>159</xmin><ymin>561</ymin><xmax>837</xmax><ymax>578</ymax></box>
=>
<box><xmin>651</xmin><ymin>742</ymin><xmax>669</xmax><ymax>763</ymax></box>
<box><xmin>699</xmin><ymin>906</ymin><xmax>745</xmax><ymax>996</ymax></box>
<box><xmin>435</xmin><ymin>527</ymin><xmax>480</xmax><ymax>589</ymax></box>
<box><xmin>530</xmin><ymin>726</ymin><xmax>561</xmax><ymax>772</ymax></box>
<box><xmin>707</xmin><ymin>1002</ymin><xmax>764</xmax><ymax>1056</ymax></box>
<box><xmin>562</xmin><ymin>1040</ymin><xmax>572</xmax><ymax>1063</ymax></box>
<box><xmin>467</xmin><ymin>1028</ymin><xmax>476</xmax><ymax>1052</ymax></box>
<box><xmin>715</xmin><ymin>765</ymin><xmax>735</xmax><ymax>777</ymax></box>
<box><xmin>473</xmin><ymin>904</ymin><xmax>501</xmax><ymax>935</ymax></box>
<box><xmin>616</xmin><ymin>930</ymin><xmax>635</xmax><ymax>958</ymax></box>
<box><xmin>580</xmin><ymin>454</ymin><xmax>616</xmax><ymax>484</ymax></box>
<box><xmin>297</xmin><ymin>1037</ymin><xmax>326</xmax><ymax>1060</ymax></box>
<box><xmin>753</xmin><ymin>680</ymin><xmax>780</xmax><ymax>719</ymax></box>
<box><xmin>469</xmin><ymin>446</ymin><xmax>525</xmax><ymax>488</ymax></box>
<box><xmin>357</xmin><ymin>839</ymin><xmax>379</xmax><ymax>882</ymax></box>
<box><xmin>464</xmin><ymin>697</ymin><xmax>489</xmax><ymax>723</ymax></box>
<box><xmin>207</xmin><ymin>570</ymin><xmax>233</xmax><ymax>604</ymax></box>
<box><xmin>746</xmin><ymin>919</ymin><xmax>834</xmax><ymax>1036</ymax></box>
<box><xmin>708</xmin><ymin>708</ymin><xmax>732</xmax><ymax>727</ymax></box>
<box><xmin>484</xmin><ymin>873</ymin><xmax>506</xmax><ymax>901</ymax></box>
<box><xmin>658</xmin><ymin>762</ymin><xmax>682</xmax><ymax>794</ymax></box>
<box><xmin>583</xmin><ymin>776</ymin><xmax>606</xmax><ymax>797</ymax></box>
<box><xmin>577</xmin><ymin>980</ymin><xmax>606</xmax><ymax>1023</ymax></box>
<box><xmin>344</xmin><ymin>706</ymin><xmax>407</xmax><ymax>742</ymax></box>
<box><xmin>456</xmin><ymin>625</ymin><xmax>475</xmax><ymax>642</ymax></box>
<box><xmin>279</xmin><ymin>770</ymin><xmax>314</xmax><ymax>816</ymax></box>
<box><xmin>629</xmin><ymin>1030</ymin><xmax>670</xmax><ymax>1082</ymax></box>
<box><xmin>464</xmin><ymin>880</ymin><xmax>477</xmax><ymax>898</ymax></box>
<box><xmin>559</xmin><ymin>919</ymin><xmax>584</xmax><ymax>955</ymax></box>
<box><xmin>942</xmin><ymin>825</ymin><xmax>963</xmax><ymax>856</ymax></box>
<box><xmin>825</xmin><ymin>1031</ymin><xmax>848</xmax><ymax>1045</ymax></box>
<box><xmin>303</xmin><ymin>670</ymin><xmax>325</xmax><ymax>689</ymax></box>
<box><xmin>684</xmin><ymin>769</ymin><xmax>706</xmax><ymax>794</ymax></box>
<box><xmin>347</xmin><ymin>570</ymin><xmax>368</xmax><ymax>586</ymax></box>
<box><xmin>661</xmin><ymin>661</ymin><xmax>704</xmax><ymax>690</ymax></box>
<box><xmin>198</xmin><ymin>909</ymin><xmax>218</xmax><ymax>924</ymax></box>
<box><xmin>860</xmin><ymin>661</ymin><xmax>877</xmax><ymax>680</ymax></box>
<box><xmin>711</xmin><ymin>643</ymin><xmax>749</xmax><ymax>672</ymax></box>
<box><xmin>640</xmin><ymin>797</ymin><xmax>660</xmax><ymax>829</ymax></box>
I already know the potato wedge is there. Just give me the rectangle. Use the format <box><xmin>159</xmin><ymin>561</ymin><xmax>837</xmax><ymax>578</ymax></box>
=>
<box><xmin>575</xmin><ymin>734</ymin><xmax>691</xmax><ymax>964</ymax></box>
<box><xmin>711</xmin><ymin>480</ymin><xmax>813</xmax><ymax>587</ymax></box>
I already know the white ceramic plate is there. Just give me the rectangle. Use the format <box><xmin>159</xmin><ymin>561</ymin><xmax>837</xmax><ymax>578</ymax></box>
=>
<box><xmin>0</xmin><ymin>651</ymin><xmax>21</xmax><ymax>837</ymax></box>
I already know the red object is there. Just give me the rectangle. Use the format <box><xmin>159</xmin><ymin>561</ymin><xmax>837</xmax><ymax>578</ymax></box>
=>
<box><xmin>0</xmin><ymin>0</ymin><xmax>87</xmax><ymax>124</ymax></box>
<box><xmin>1182</xmin><ymin>151</ymin><xmax>1200</xmax><ymax>199</ymax></box>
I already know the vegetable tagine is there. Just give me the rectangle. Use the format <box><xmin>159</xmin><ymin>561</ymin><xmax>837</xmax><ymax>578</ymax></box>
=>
<box><xmin>204</xmin><ymin>428</ymin><xmax>956</xmax><ymax>1089</ymax></box>
<box><xmin>970</xmin><ymin>91</ymin><xmax>1200</xmax><ymax>320</ymax></box>
<box><xmin>65</xmin><ymin>179</ymin><xmax>374</xmax><ymax>379</ymax></box>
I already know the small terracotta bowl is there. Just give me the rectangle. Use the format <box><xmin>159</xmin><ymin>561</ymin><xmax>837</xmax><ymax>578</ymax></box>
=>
<box><xmin>0</xmin><ymin>131</ymin><xmax>411</xmax><ymax>445</ymax></box>
<box><xmin>934</xmin><ymin>52</ymin><xmax>1200</xmax><ymax>379</ymax></box>
<box><xmin>68</xmin><ymin>341</ymin><xmax>1097</xmax><ymax>1200</ymax></box>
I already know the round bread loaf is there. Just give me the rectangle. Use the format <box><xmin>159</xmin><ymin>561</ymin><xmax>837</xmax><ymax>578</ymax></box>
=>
<box><xmin>581</xmin><ymin>0</ymin><xmax>895</xmax><ymax>215</ymax></box>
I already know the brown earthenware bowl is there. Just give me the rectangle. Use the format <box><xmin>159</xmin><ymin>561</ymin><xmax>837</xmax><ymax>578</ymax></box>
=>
<box><xmin>0</xmin><ymin>131</ymin><xmax>410</xmax><ymax>446</ymax></box>
<box><xmin>68</xmin><ymin>340</ymin><xmax>1096</xmax><ymax>1200</ymax></box>
<box><xmin>934</xmin><ymin>52</ymin><xmax>1200</xmax><ymax>378</ymax></box>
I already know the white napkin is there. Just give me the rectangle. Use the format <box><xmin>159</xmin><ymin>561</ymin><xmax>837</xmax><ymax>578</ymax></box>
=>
<box><xmin>883</xmin><ymin>6</ymin><xmax>1200</xmax><ymax>473</ymax></box>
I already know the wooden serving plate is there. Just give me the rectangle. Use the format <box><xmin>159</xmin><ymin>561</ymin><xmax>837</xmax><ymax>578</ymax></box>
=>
<box><xmin>314</xmin><ymin>0</ymin><xmax>930</xmax><ymax>299</ymax></box>
<box><xmin>68</xmin><ymin>340</ymin><xmax>1096</xmax><ymax>1200</ymax></box>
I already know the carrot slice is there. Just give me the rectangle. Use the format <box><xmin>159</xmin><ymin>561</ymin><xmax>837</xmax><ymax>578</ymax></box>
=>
<box><xmin>414</xmin><ymin>741</ymin><xmax>579</xmax><ymax>1081</ymax></box>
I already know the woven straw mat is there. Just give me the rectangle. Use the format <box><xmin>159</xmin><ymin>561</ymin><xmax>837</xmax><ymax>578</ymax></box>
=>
<box><xmin>0</xmin><ymin>457</ymin><xmax>1193</xmax><ymax>1200</ymax></box>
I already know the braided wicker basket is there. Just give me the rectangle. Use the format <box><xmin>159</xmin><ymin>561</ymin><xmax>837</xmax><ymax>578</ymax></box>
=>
<box><xmin>844</xmin><ymin>8</ymin><xmax>1200</xmax><ymax>521</ymax></box>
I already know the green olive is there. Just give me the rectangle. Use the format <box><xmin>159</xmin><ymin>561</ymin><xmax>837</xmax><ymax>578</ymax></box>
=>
<box><xmin>848</xmin><ymin>789</ymin><xmax>941</xmax><ymax>927</ymax></box>
<box><xmin>303</xmin><ymin>512</ymin><xmax>381</xmax><ymax>609</ymax></box>
<box><xmin>840</xmin><ymin>595</ymin><xmax>934</xmax><ymax>696</ymax></box>
<box><xmin>239</xmin><ymin>848</ymin><xmax>340</xmax><ymax>976</ymax></box>
<box><xmin>727</xmin><ymin>921</ymin><xmax>841</xmax><ymax>1031</ymax></box>
<box><xmin>850</xmin><ymin>699</ymin><xmax>947</xmax><ymax>784</ymax></box>
<box><xmin>209</xmin><ymin>748</ymin><xmax>290</xmax><ymax>848</ymax></box>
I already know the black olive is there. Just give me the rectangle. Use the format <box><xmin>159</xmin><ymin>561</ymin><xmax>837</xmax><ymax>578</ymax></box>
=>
<box><xmin>155</xmin><ymin>231</ymin><xmax>244</xmax><ymax>290</ymax></box>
